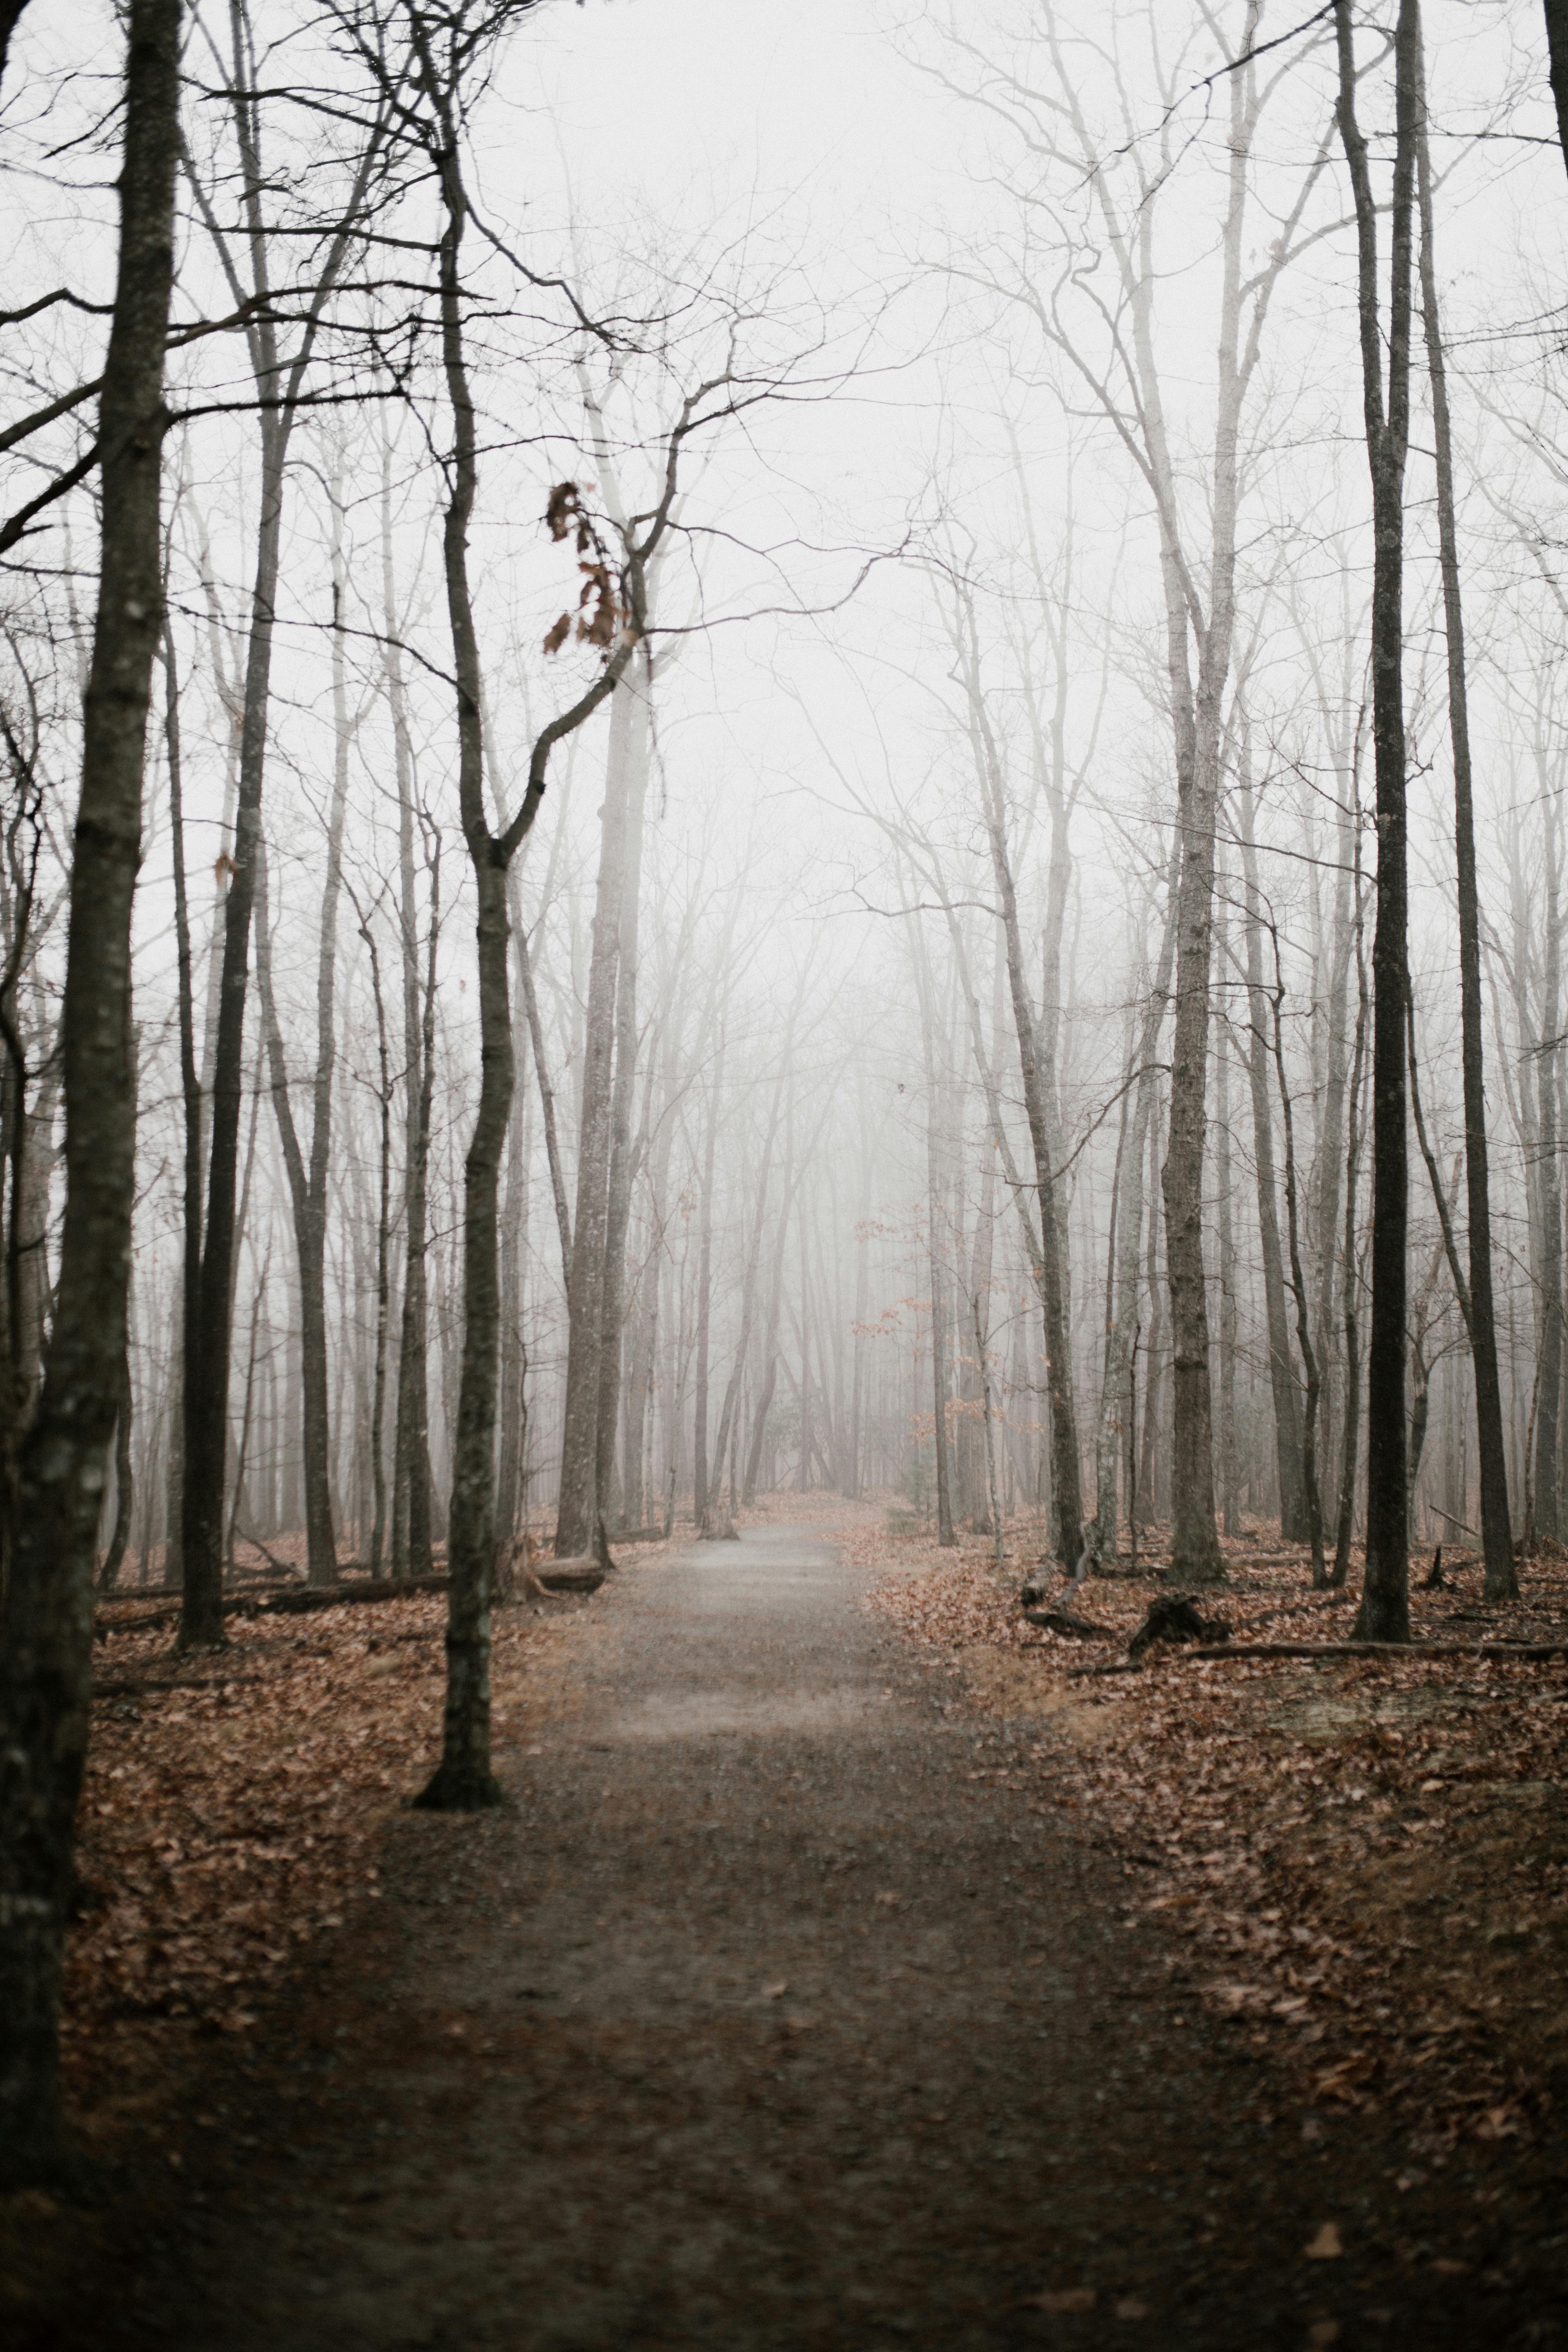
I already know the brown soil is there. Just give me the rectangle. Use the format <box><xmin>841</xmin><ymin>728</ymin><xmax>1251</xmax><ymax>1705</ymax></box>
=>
<box><xmin>7</xmin><ymin>1522</ymin><xmax>1568</xmax><ymax>2349</ymax></box>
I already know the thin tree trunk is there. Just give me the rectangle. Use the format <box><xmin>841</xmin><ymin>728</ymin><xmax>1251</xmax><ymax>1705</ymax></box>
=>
<box><xmin>958</xmin><ymin>623</ymin><xmax>1082</xmax><ymax>1564</ymax></box>
<box><xmin>178</xmin><ymin>27</ymin><xmax>383</xmax><ymax>1647</ymax></box>
<box><xmin>1339</xmin><ymin>0</ymin><xmax>1417</xmax><ymax>1642</ymax></box>
<box><xmin>692</xmin><ymin>1028</ymin><xmax>726</xmax><ymax>1530</ymax></box>
<box><xmin>593</xmin><ymin>646</ymin><xmax>653</xmax><ymax>1541</ymax></box>
<box><xmin>555</xmin><ymin>692</ymin><xmax>631</xmax><ymax>1558</ymax></box>
<box><xmin>1333</xmin><ymin>800</ymin><xmax>1372</xmax><ymax>1586</ymax></box>
<box><xmin>1238</xmin><ymin>774</ymin><xmax>1307</xmax><ymax>1541</ymax></box>
<box><xmin>360</xmin><ymin>909</ymin><xmax>393</xmax><ymax>1574</ymax></box>
<box><xmin>1214</xmin><ymin>918</ymin><xmax>1239</xmax><ymax>1541</ymax></box>
<box><xmin>1268</xmin><ymin>928</ymin><xmax>1327</xmax><ymax>1584</ymax></box>
<box><xmin>1414</xmin><ymin>46</ymin><xmax>1515</xmax><ymax>1596</ymax></box>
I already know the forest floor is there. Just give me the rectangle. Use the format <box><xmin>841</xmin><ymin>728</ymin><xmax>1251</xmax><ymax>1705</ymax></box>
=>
<box><xmin>3</xmin><ymin>1510</ymin><xmax>1566</xmax><ymax>2348</ymax></box>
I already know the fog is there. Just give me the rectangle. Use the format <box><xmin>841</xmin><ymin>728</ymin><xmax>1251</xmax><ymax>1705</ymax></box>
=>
<box><xmin>1</xmin><ymin>0</ymin><xmax>1566</xmax><ymax>1624</ymax></box>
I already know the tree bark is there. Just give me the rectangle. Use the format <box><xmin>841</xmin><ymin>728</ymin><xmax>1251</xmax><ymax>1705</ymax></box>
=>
<box><xmin>0</xmin><ymin>0</ymin><xmax>180</xmax><ymax>2176</ymax></box>
<box><xmin>592</xmin><ymin>647</ymin><xmax>653</xmax><ymax>1540</ymax></box>
<box><xmin>1339</xmin><ymin>0</ymin><xmax>1417</xmax><ymax>1642</ymax></box>
<box><xmin>1414</xmin><ymin>42</ymin><xmax>1515</xmax><ymax>1597</ymax></box>
<box><xmin>252</xmin><ymin>531</ymin><xmax>351</xmax><ymax>1587</ymax></box>
<box><xmin>178</xmin><ymin>21</ymin><xmax>382</xmax><ymax>1646</ymax></box>
<box><xmin>381</xmin><ymin>445</ymin><xmax>434</xmax><ymax>1578</ymax></box>
<box><xmin>554</xmin><ymin>695</ymin><xmax>631</xmax><ymax>1557</ymax></box>
<box><xmin>960</xmin><ymin>622</ymin><xmax>1083</xmax><ymax>1564</ymax></box>
<box><xmin>1238</xmin><ymin>775</ymin><xmax>1307</xmax><ymax>1539</ymax></box>
<box><xmin>1544</xmin><ymin>0</ymin><xmax>1568</xmax><ymax>173</ymax></box>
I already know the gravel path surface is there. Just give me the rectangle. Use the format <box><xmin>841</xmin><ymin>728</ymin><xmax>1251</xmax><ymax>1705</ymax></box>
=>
<box><xmin>54</xmin><ymin>1524</ymin><xmax>1568</xmax><ymax>2348</ymax></box>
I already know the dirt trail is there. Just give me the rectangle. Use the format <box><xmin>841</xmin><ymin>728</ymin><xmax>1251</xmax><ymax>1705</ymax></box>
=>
<box><xmin>44</xmin><ymin>1525</ymin><xmax>1568</xmax><ymax>2348</ymax></box>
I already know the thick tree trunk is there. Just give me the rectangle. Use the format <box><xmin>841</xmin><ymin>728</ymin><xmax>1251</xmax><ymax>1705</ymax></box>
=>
<box><xmin>0</xmin><ymin>0</ymin><xmax>180</xmax><ymax>2176</ymax></box>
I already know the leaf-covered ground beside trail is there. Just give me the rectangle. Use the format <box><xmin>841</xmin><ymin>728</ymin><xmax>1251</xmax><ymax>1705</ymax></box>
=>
<box><xmin>68</xmin><ymin>1503</ymin><xmax>1568</xmax><ymax>2185</ymax></box>
<box><xmin>770</xmin><ymin>1489</ymin><xmax>1568</xmax><ymax>2165</ymax></box>
<box><xmin>71</xmin><ymin>1546</ymin><xmax>675</xmax><ymax>2157</ymax></box>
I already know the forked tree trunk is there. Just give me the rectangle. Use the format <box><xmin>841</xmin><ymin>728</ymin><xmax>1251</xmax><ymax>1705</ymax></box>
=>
<box><xmin>0</xmin><ymin>0</ymin><xmax>180</xmax><ymax>2176</ymax></box>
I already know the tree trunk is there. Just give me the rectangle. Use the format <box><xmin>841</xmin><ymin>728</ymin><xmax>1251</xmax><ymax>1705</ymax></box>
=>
<box><xmin>0</xmin><ymin>0</ymin><xmax>180</xmax><ymax>2176</ymax></box>
<box><xmin>691</xmin><ymin>1028</ymin><xmax>725</xmax><ymax>1529</ymax></box>
<box><xmin>417</xmin><ymin>111</ymin><xmax>507</xmax><ymax>1810</ymax></box>
<box><xmin>554</xmin><ymin>692</ymin><xmax>632</xmax><ymax>1557</ymax></box>
<box><xmin>1544</xmin><ymin>0</ymin><xmax>1568</xmax><ymax>173</ymax></box>
<box><xmin>382</xmin><ymin>448</ymin><xmax>434</xmax><ymax>1579</ymax></box>
<box><xmin>960</xmin><ymin>633</ymin><xmax>1082</xmax><ymax>1564</ymax></box>
<box><xmin>1214</xmin><ymin>918</ymin><xmax>1239</xmax><ymax>1541</ymax></box>
<box><xmin>178</xmin><ymin>17</ymin><xmax>383</xmax><ymax>1644</ymax></box>
<box><xmin>1238</xmin><ymin>776</ymin><xmax>1307</xmax><ymax>1540</ymax></box>
<box><xmin>593</xmin><ymin>645</ymin><xmax>653</xmax><ymax>1539</ymax></box>
<box><xmin>1414</xmin><ymin>46</ymin><xmax>1515</xmax><ymax>1597</ymax></box>
<box><xmin>1339</xmin><ymin>0</ymin><xmax>1417</xmax><ymax>1642</ymax></box>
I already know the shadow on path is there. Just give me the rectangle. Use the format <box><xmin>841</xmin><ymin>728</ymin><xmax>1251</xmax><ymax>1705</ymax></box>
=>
<box><xmin>47</xmin><ymin>1523</ymin><xmax>1568</xmax><ymax>2348</ymax></box>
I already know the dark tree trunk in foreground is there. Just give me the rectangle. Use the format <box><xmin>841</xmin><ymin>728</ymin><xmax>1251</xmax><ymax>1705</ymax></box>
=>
<box><xmin>1415</xmin><ymin>43</ymin><xmax>1515</xmax><ymax>1596</ymax></box>
<box><xmin>0</xmin><ymin>0</ymin><xmax>180</xmax><ymax>2177</ymax></box>
<box><xmin>418</xmin><ymin>65</ymin><xmax>511</xmax><ymax>1809</ymax></box>
<box><xmin>1545</xmin><ymin>0</ymin><xmax>1568</xmax><ymax>174</ymax></box>
<box><xmin>1339</xmin><ymin>0</ymin><xmax>1417</xmax><ymax>1642</ymax></box>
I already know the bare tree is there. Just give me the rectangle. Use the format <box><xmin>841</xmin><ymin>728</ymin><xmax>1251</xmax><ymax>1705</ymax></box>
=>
<box><xmin>1337</xmin><ymin>0</ymin><xmax>1417</xmax><ymax>1642</ymax></box>
<box><xmin>0</xmin><ymin>0</ymin><xmax>182</xmax><ymax>2176</ymax></box>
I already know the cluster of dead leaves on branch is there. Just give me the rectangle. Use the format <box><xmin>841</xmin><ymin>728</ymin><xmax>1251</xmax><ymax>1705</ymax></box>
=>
<box><xmin>821</xmin><ymin>1491</ymin><xmax>1568</xmax><ymax>2164</ymax></box>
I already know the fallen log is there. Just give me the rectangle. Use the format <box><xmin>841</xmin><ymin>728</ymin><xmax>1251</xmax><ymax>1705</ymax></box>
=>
<box><xmin>1190</xmin><ymin>1639</ymin><xmax>1568</xmax><ymax>1663</ymax></box>
<box><xmin>528</xmin><ymin>1555</ymin><xmax>606</xmax><ymax>1597</ymax></box>
<box><xmin>249</xmin><ymin>1573</ymin><xmax>450</xmax><ymax>1615</ymax></box>
<box><xmin>1022</xmin><ymin>1606</ymin><xmax>1114</xmax><ymax>1641</ymax></box>
<box><xmin>94</xmin><ymin>1572</ymin><xmax>449</xmax><ymax>1634</ymax></box>
<box><xmin>94</xmin><ymin>1672</ymin><xmax>267</xmax><ymax>1701</ymax></box>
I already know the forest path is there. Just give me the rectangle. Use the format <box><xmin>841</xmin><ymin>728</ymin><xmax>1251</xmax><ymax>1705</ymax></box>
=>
<box><xmin>67</xmin><ymin>1524</ymin><xmax>1551</xmax><ymax>2348</ymax></box>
